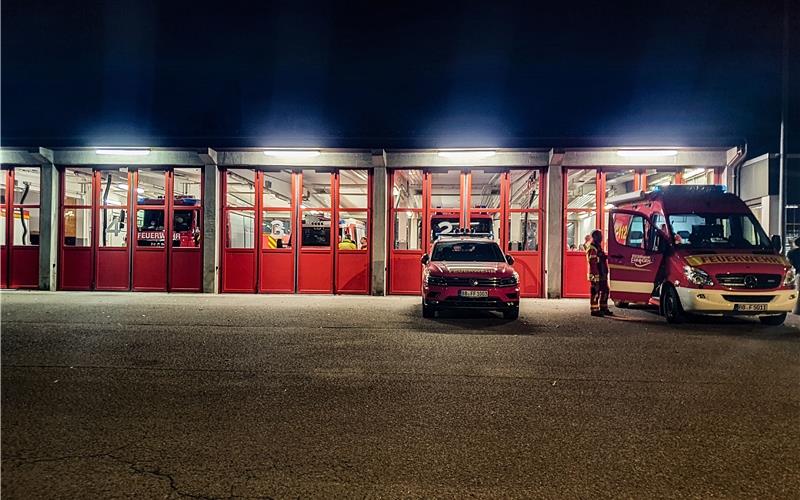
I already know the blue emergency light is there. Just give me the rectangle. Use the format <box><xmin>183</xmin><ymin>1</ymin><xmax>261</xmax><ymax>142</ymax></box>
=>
<box><xmin>653</xmin><ymin>184</ymin><xmax>726</xmax><ymax>194</ymax></box>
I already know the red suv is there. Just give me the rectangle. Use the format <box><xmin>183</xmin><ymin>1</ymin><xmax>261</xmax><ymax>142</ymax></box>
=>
<box><xmin>421</xmin><ymin>236</ymin><xmax>520</xmax><ymax>319</ymax></box>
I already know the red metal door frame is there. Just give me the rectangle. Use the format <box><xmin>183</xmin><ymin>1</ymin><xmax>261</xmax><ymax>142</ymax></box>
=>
<box><xmin>59</xmin><ymin>167</ymin><xmax>94</xmax><ymax>290</ymax></box>
<box><xmin>502</xmin><ymin>168</ymin><xmax>546</xmax><ymax>298</ymax></box>
<box><xmin>426</xmin><ymin>169</ymin><xmax>466</xmax><ymax>253</ymax></box>
<box><xmin>93</xmin><ymin>169</ymin><xmax>132</xmax><ymax>291</ymax></box>
<box><xmin>562</xmin><ymin>168</ymin><xmax>601</xmax><ymax>298</ymax></box>
<box><xmin>465</xmin><ymin>168</ymin><xmax>505</xmax><ymax>241</ymax></box>
<box><xmin>220</xmin><ymin>169</ymin><xmax>258</xmax><ymax>293</ymax></box>
<box><xmin>1</xmin><ymin>168</ymin><xmax>11</xmax><ymax>288</ymax></box>
<box><xmin>169</xmin><ymin>168</ymin><xmax>203</xmax><ymax>292</ymax></box>
<box><xmin>259</xmin><ymin>169</ymin><xmax>297</xmax><ymax>293</ymax></box>
<box><xmin>333</xmin><ymin>169</ymin><xmax>372</xmax><ymax>294</ymax></box>
<box><xmin>297</xmin><ymin>169</ymin><xmax>335</xmax><ymax>293</ymax></box>
<box><xmin>132</xmin><ymin>169</ymin><xmax>169</xmax><ymax>291</ymax></box>
<box><xmin>2</xmin><ymin>167</ymin><xmax>42</xmax><ymax>289</ymax></box>
<box><xmin>387</xmin><ymin>169</ymin><xmax>425</xmax><ymax>295</ymax></box>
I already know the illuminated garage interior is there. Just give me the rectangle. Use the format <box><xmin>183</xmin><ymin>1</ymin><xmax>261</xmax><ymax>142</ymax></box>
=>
<box><xmin>0</xmin><ymin>146</ymin><xmax>744</xmax><ymax>297</ymax></box>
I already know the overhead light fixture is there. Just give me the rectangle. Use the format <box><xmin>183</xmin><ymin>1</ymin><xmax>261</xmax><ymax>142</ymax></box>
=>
<box><xmin>616</xmin><ymin>150</ymin><xmax>678</xmax><ymax>158</ymax></box>
<box><xmin>263</xmin><ymin>149</ymin><xmax>321</xmax><ymax>158</ymax></box>
<box><xmin>437</xmin><ymin>150</ymin><xmax>496</xmax><ymax>160</ymax></box>
<box><xmin>96</xmin><ymin>148</ymin><xmax>151</xmax><ymax>156</ymax></box>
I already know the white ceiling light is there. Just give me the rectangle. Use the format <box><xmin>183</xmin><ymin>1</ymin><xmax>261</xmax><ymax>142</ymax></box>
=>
<box><xmin>437</xmin><ymin>150</ymin><xmax>496</xmax><ymax>160</ymax></box>
<box><xmin>616</xmin><ymin>150</ymin><xmax>678</xmax><ymax>158</ymax></box>
<box><xmin>263</xmin><ymin>150</ymin><xmax>320</xmax><ymax>158</ymax></box>
<box><xmin>96</xmin><ymin>148</ymin><xmax>150</xmax><ymax>156</ymax></box>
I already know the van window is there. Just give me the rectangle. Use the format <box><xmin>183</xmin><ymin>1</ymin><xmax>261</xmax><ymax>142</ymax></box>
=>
<box><xmin>667</xmin><ymin>213</ymin><xmax>771</xmax><ymax>250</ymax></box>
<box><xmin>612</xmin><ymin>213</ymin><xmax>648</xmax><ymax>249</ymax></box>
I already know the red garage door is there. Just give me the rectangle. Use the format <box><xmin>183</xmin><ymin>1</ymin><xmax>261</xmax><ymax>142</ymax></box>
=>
<box><xmin>59</xmin><ymin>167</ymin><xmax>203</xmax><ymax>292</ymax></box>
<box><xmin>1</xmin><ymin>167</ymin><xmax>41</xmax><ymax>289</ymax></box>
<box><xmin>388</xmin><ymin>168</ymin><xmax>545</xmax><ymax>297</ymax></box>
<box><xmin>221</xmin><ymin>168</ymin><xmax>371</xmax><ymax>294</ymax></box>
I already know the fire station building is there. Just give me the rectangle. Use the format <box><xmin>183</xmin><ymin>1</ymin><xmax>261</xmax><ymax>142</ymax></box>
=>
<box><xmin>0</xmin><ymin>146</ymin><xmax>742</xmax><ymax>298</ymax></box>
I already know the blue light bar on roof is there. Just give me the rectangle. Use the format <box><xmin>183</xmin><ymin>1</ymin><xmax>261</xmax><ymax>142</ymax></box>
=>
<box><xmin>655</xmin><ymin>185</ymin><xmax>726</xmax><ymax>194</ymax></box>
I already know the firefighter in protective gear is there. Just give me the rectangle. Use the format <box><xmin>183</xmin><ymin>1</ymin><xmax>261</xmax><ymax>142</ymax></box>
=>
<box><xmin>586</xmin><ymin>229</ymin><xmax>612</xmax><ymax>317</ymax></box>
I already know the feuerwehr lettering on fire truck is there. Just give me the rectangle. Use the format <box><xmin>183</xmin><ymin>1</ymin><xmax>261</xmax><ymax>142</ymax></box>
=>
<box><xmin>684</xmin><ymin>254</ymin><xmax>789</xmax><ymax>267</ymax></box>
<box><xmin>138</xmin><ymin>231</ymin><xmax>182</xmax><ymax>240</ymax></box>
<box><xmin>630</xmin><ymin>254</ymin><xmax>653</xmax><ymax>268</ymax></box>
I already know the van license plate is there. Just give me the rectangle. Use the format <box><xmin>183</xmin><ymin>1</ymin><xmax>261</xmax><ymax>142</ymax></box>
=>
<box><xmin>734</xmin><ymin>304</ymin><xmax>767</xmax><ymax>312</ymax></box>
<box><xmin>460</xmin><ymin>290</ymin><xmax>488</xmax><ymax>298</ymax></box>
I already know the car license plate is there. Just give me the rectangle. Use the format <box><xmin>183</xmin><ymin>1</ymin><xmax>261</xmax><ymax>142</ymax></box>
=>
<box><xmin>460</xmin><ymin>290</ymin><xmax>488</xmax><ymax>298</ymax></box>
<box><xmin>734</xmin><ymin>304</ymin><xmax>767</xmax><ymax>312</ymax></box>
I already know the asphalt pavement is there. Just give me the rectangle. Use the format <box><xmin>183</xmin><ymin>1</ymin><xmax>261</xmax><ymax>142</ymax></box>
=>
<box><xmin>2</xmin><ymin>291</ymin><xmax>799</xmax><ymax>499</ymax></box>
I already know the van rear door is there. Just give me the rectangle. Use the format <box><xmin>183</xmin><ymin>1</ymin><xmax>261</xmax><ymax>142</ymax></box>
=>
<box><xmin>607</xmin><ymin>209</ymin><xmax>664</xmax><ymax>304</ymax></box>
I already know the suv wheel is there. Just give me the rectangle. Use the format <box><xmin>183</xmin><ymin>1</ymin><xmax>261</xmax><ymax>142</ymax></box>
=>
<box><xmin>759</xmin><ymin>313</ymin><xmax>787</xmax><ymax>326</ymax></box>
<box><xmin>503</xmin><ymin>306</ymin><xmax>519</xmax><ymax>320</ymax></box>
<box><xmin>662</xmin><ymin>285</ymin><xmax>685</xmax><ymax>324</ymax></box>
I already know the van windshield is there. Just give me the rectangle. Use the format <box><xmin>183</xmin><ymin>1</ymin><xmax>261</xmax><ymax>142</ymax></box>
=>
<box><xmin>667</xmin><ymin>213</ymin><xmax>771</xmax><ymax>250</ymax></box>
<box><xmin>431</xmin><ymin>241</ymin><xmax>505</xmax><ymax>262</ymax></box>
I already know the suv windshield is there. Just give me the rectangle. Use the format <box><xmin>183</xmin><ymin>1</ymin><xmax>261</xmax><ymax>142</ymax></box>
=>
<box><xmin>668</xmin><ymin>213</ymin><xmax>771</xmax><ymax>250</ymax></box>
<box><xmin>431</xmin><ymin>241</ymin><xmax>505</xmax><ymax>262</ymax></box>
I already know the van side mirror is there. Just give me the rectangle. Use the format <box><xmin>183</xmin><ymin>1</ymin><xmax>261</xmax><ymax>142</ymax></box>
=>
<box><xmin>771</xmin><ymin>235</ymin><xmax>783</xmax><ymax>253</ymax></box>
<box><xmin>505</xmin><ymin>255</ymin><xmax>515</xmax><ymax>265</ymax></box>
<box><xmin>420</xmin><ymin>254</ymin><xmax>429</xmax><ymax>265</ymax></box>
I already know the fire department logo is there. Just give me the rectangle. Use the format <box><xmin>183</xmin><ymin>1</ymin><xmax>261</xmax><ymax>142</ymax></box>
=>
<box><xmin>630</xmin><ymin>254</ymin><xmax>653</xmax><ymax>268</ymax></box>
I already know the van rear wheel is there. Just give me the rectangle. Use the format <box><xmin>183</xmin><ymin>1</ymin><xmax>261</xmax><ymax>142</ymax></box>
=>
<box><xmin>759</xmin><ymin>313</ymin><xmax>787</xmax><ymax>326</ymax></box>
<box><xmin>662</xmin><ymin>285</ymin><xmax>685</xmax><ymax>324</ymax></box>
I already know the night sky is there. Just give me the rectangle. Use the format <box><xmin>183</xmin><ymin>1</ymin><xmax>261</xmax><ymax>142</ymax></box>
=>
<box><xmin>2</xmin><ymin>0</ymin><xmax>797</xmax><ymax>155</ymax></box>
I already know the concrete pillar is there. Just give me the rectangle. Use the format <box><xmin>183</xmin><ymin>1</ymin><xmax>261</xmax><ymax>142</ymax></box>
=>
<box><xmin>371</xmin><ymin>151</ymin><xmax>387</xmax><ymax>295</ymax></box>
<box><xmin>38</xmin><ymin>162</ymin><xmax>58</xmax><ymax>290</ymax></box>
<box><xmin>202</xmin><ymin>164</ymin><xmax>220</xmax><ymax>293</ymax></box>
<box><xmin>545</xmin><ymin>151</ymin><xmax>564</xmax><ymax>298</ymax></box>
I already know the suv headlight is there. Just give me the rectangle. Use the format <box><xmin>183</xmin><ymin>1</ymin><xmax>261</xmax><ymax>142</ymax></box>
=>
<box><xmin>424</xmin><ymin>274</ymin><xmax>447</xmax><ymax>286</ymax></box>
<box><xmin>499</xmin><ymin>272</ymin><xmax>519</xmax><ymax>286</ymax></box>
<box><xmin>784</xmin><ymin>267</ymin><xmax>797</xmax><ymax>287</ymax></box>
<box><xmin>683</xmin><ymin>265</ymin><xmax>714</xmax><ymax>286</ymax></box>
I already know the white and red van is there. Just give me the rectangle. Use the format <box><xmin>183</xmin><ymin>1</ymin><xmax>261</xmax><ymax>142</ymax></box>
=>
<box><xmin>606</xmin><ymin>185</ymin><xmax>797</xmax><ymax>326</ymax></box>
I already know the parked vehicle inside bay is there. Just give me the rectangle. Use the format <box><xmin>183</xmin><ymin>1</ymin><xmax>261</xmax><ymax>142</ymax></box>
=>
<box><xmin>606</xmin><ymin>185</ymin><xmax>797</xmax><ymax>325</ymax></box>
<box><xmin>421</xmin><ymin>233</ymin><xmax>520</xmax><ymax>319</ymax></box>
<box><xmin>136</xmin><ymin>195</ymin><xmax>201</xmax><ymax>247</ymax></box>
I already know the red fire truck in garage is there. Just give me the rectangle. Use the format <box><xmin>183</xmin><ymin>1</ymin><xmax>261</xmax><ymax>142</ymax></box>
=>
<box><xmin>607</xmin><ymin>185</ymin><xmax>797</xmax><ymax>326</ymax></box>
<box><xmin>136</xmin><ymin>196</ymin><xmax>201</xmax><ymax>247</ymax></box>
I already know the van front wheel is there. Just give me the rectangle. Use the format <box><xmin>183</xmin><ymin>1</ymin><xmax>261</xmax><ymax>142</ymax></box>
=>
<box><xmin>662</xmin><ymin>285</ymin><xmax>685</xmax><ymax>324</ymax></box>
<box><xmin>759</xmin><ymin>313</ymin><xmax>787</xmax><ymax>326</ymax></box>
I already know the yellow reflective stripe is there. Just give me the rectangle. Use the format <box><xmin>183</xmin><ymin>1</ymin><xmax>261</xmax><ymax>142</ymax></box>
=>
<box><xmin>608</xmin><ymin>263</ymin><xmax>650</xmax><ymax>272</ymax></box>
<box><xmin>609</xmin><ymin>280</ymin><xmax>654</xmax><ymax>293</ymax></box>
